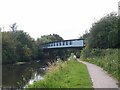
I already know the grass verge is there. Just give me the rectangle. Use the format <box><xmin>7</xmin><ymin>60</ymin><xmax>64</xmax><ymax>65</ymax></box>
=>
<box><xmin>27</xmin><ymin>59</ymin><xmax>92</xmax><ymax>88</ymax></box>
<box><xmin>81</xmin><ymin>48</ymin><xmax>120</xmax><ymax>86</ymax></box>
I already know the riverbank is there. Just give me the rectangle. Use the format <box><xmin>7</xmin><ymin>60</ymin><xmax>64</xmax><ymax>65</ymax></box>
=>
<box><xmin>27</xmin><ymin>58</ymin><xmax>92</xmax><ymax>88</ymax></box>
<box><xmin>2</xmin><ymin>60</ymin><xmax>45</xmax><ymax>88</ymax></box>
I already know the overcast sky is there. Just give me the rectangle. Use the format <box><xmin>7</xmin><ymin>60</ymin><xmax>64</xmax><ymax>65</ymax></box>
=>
<box><xmin>0</xmin><ymin>0</ymin><xmax>119</xmax><ymax>40</ymax></box>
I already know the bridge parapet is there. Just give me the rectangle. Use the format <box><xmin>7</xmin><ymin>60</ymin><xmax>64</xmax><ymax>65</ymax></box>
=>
<box><xmin>42</xmin><ymin>39</ymin><xmax>85</xmax><ymax>49</ymax></box>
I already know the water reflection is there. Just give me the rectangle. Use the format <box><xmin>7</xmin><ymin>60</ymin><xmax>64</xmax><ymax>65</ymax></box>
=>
<box><xmin>2</xmin><ymin>61</ymin><xmax>46</xmax><ymax>88</ymax></box>
<box><xmin>24</xmin><ymin>72</ymin><xmax>44</xmax><ymax>88</ymax></box>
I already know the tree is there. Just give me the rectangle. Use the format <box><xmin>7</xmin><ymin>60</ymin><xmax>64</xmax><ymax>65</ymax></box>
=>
<box><xmin>2</xmin><ymin>32</ymin><xmax>16</xmax><ymax>63</ymax></box>
<box><xmin>9</xmin><ymin>23</ymin><xmax>18</xmax><ymax>32</ymax></box>
<box><xmin>36</xmin><ymin>34</ymin><xmax>65</xmax><ymax>60</ymax></box>
<box><xmin>2</xmin><ymin>22</ymin><xmax>38</xmax><ymax>63</ymax></box>
<box><xmin>86</xmin><ymin>13</ymin><xmax>118</xmax><ymax>48</ymax></box>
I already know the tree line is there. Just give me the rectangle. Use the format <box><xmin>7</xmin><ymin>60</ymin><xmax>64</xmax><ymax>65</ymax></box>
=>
<box><xmin>80</xmin><ymin>12</ymin><xmax>120</xmax><ymax>83</ymax></box>
<box><xmin>81</xmin><ymin>12</ymin><xmax>119</xmax><ymax>49</ymax></box>
<box><xmin>2</xmin><ymin>23</ymin><xmax>66</xmax><ymax>64</ymax></box>
<box><xmin>2</xmin><ymin>12</ymin><xmax>119</xmax><ymax>64</ymax></box>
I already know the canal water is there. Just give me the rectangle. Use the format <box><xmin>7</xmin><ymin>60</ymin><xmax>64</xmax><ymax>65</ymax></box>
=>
<box><xmin>2</xmin><ymin>60</ymin><xmax>46</xmax><ymax>88</ymax></box>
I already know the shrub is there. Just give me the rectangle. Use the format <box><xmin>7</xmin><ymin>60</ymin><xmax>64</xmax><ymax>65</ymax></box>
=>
<box><xmin>81</xmin><ymin>48</ymin><xmax>119</xmax><ymax>81</ymax></box>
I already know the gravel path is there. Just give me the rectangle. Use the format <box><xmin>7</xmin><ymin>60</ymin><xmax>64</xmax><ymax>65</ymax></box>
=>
<box><xmin>78</xmin><ymin>60</ymin><xmax>119</xmax><ymax>88</ymax></box>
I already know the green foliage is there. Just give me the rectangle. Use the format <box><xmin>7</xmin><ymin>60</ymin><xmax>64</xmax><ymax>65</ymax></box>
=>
<box><xmin>36</xmin><ymin>34</ymin><xmax>66</xmax><ymax>60</ymax></box>
<box><xmin>81</xmin><ymin>47</ymin><xmax>103</xmax><ymax>59</ymax></box>
<box><xmin>86</xmin><ymin>13</ymin><xmax>119</xmax><ymax>48</ymax></box>
<box><xmin>2</xmin><ymin>31</ymin><xmax>17</xmax><ymax>63</ymax></box>
<box><xmin>27</xmin><ymin>59</ymin><xmax>92</xmax><ymax>88</ymax></box>
<box><xmin>80</xmin><ymin>12</ymin><xmax>120</xmax><ymax>86</ymax></box>
<box><xmin>2</xmin><ymin>23</ymin><xmax>66</xmax><ymax>64</ymax></box>
<box><xmin>37</xmin><ymin>34</ymin><xmax>63</xmax><ymax>44</ymax></box>
<box><xmin>2</xmin><ymin>31</ymin><xmax>34</xmax><ymax>63</ymax></box>
<box><xmin>81</xmin><ymin>48</ymin><xmax>119</xmax><ymax>82</ymax></box>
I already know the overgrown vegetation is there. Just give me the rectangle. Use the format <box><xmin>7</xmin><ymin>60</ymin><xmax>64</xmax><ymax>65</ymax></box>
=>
<box><xmin>81</xmin><ymin>13</ymin><xmax>119</xmax><ymax>48</ymax></box>
<box><xmin>80</xmin><ymin>12</ymin><xmax>120</xmax><ymax>86</ymax></box>
<box><xmin>27</xmin><ymin>59</ymin><xmax>92</xmax><ymax>88</ymax></box>
<box><xmin>2</xmin><ymin>23</ymin><xmax>68</xmax><ymax>64</ymax></box>
<box><xmin>81</xmin><ymin>48</ymin><xmax>119</xmax><ymax>80</ymax></box>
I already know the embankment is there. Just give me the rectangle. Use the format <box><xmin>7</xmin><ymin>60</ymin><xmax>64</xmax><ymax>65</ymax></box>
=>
<box><xmin>27</xmin><ymin>58</ymin><xmax>92</xmax><ymax>88</ymax></box>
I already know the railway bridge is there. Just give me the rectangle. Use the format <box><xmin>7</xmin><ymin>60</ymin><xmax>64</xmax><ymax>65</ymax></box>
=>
<box><xmin>42</xmin><ymin>39</ymin><xmax>85</xmax><ymax>50</ymax></box>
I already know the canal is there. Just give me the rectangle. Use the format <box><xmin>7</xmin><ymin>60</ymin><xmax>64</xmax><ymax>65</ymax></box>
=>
<box><xmin>2</xmin><ymin>60</ymin><xmax>47</xmax><ymax>88</ymax></box>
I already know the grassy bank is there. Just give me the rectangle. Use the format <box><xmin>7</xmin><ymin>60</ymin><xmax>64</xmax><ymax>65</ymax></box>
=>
<box><xmin>27</xmin><ymin>58</ymin><xmax>92</xmax><ymax>88</ymax></box>
<box><xmin>81</xmin><ymin>48</ymin><xmax>120</xmax><ymax>85</ymax></box>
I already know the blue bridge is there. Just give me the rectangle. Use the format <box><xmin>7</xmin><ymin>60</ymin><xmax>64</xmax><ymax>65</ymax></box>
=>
<box><xmin>42</xmin><ymin>39</ymin><xmax>85</xmax><ymax>49</ymax></box>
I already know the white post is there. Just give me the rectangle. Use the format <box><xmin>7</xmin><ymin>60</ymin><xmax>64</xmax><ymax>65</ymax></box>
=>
<box><xmin>118</xmin><ymin>1</ymin><xmax>120</xmax><ymax>16</ymax></box>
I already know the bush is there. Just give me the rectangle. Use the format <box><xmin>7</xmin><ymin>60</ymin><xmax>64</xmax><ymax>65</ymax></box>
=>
<box><xmin>81</xmin><ymin>48</ymin><xmax>119</xmax><ymax>81</ymax></box>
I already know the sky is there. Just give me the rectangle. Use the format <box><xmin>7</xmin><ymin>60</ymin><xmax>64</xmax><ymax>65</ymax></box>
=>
<box><xmin>0</xmin><ymin>0</ymin><xmax>119</xmax><ymax>40</ymax></box>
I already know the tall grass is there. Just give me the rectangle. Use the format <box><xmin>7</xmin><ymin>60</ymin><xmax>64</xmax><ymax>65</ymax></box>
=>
<box><xmin>81</xmin><ymin>48</ymin><xmax>120</xmax><ymax>86</ymax></box>
<box><xmin>27</xmin><ymin>58</ymin><xmax>92</xmax><ymax>88</ymax></box>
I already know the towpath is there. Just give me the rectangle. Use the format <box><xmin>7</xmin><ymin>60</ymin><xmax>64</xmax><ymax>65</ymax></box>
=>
<box><xmin>78</xmin><ymin>59</ymin><xmax>119</xmax><ymax>89</ymax></box>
